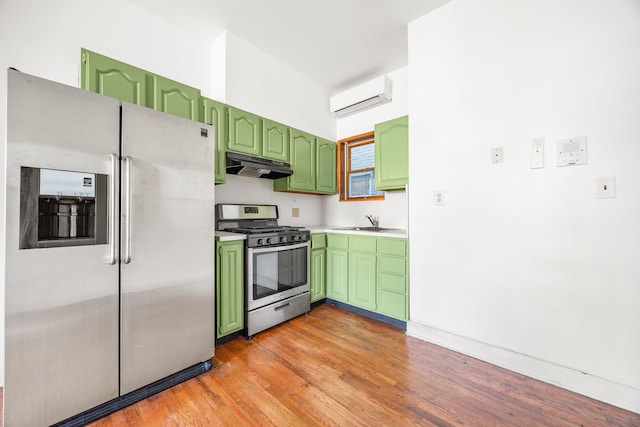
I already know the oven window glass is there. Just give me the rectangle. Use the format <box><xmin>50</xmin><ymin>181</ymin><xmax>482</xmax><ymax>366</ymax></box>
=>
<box><xmin>253</xmin><ymin>246</ymin><xmax>307</xmax><ymax>300</ymax></box>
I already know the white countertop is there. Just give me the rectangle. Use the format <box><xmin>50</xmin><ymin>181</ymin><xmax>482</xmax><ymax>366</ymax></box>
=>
<box><xmin>306</xmin><ymin>225</ymin><xmax>407</xmax><ymax>239</ymax></box>
<box><xmin>215</xmin><ymin>231</ymin><xmax>247</xmax><ymax>241</ymax></box>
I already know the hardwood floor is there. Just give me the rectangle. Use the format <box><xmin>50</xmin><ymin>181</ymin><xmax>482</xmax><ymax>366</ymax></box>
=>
<box><xmin>5</xmin><ymin>304</ymin><xmax>638</xmax><ymax>426</ymax></box>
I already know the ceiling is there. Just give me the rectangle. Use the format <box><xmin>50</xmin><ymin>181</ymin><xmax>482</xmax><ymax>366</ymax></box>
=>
<box><xmin>129</xmin><ymin>0</ymin><xmax>449</xmax><ymax>94</ymax></box>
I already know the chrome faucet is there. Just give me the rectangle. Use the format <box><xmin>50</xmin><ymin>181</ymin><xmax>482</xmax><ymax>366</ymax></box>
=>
<box><xmin>366</xmin><ymin>215</ymin><xmax>378</xmax><ymax>228</ymax></box>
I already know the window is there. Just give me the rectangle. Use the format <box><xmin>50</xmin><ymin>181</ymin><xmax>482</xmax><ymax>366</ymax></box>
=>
<box><xmin>338</xmin><ymin>131</ymin><xmax>384</xmax><ymax>201</ymax></box>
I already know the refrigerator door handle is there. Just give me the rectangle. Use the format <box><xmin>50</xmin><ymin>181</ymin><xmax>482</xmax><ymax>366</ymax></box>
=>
<box><xmin>109</xmin><ymin>153</ymin><xmax>119</xmax><ymax>264</ymax></box>
<box><xmin>123</xmin><ymin>156</ymin><xmax>132</xmax><ymax>264</ymax></box>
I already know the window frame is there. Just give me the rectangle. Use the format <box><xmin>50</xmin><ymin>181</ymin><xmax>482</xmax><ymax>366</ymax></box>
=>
<box><xmin>338</xmin><ymin>131</ymin><xmax>384</xmax><ymax>202</ymax></box>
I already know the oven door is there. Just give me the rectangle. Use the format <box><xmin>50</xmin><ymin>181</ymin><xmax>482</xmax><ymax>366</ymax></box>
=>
<box><xmin>247</xmin><ymin>241</ymin><xmax>310</xmax><ymax>311</ymax></box>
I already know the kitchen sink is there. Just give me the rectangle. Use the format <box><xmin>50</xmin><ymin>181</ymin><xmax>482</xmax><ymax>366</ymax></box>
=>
<box><xmin>333</xmin><ymin>226</ymin><xmax>400</xmax><ymax>232</ymax></box>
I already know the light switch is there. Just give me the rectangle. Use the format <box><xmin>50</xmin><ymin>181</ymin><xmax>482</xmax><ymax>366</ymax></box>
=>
<box><xmin>530</xmin><ymin>138</ymin><xmax>544</xmax><ymax>169</ymax></box>
<box><xmin>491</xmin><ymin>147</ymin><xmax>503</xmax><ymax>164</ymax></box>
<box><xmin>595</xmin><ymin>177</ymin><xmax>616</xmax><ymax>199</ymax></box>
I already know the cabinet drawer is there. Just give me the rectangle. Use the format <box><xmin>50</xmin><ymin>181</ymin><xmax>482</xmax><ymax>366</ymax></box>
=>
<box><xmin>377</xmin><ymin>290</ymin><xmax>407</xmax><ymax>320</ymax></box>
<box><xmin>378</xmin><ymin>272</ymin><xmax>407</xmax><ymax>294</ymax></box>
<box><xmin>378</xmin><ymin>256</ymin><xmax>407</xmax><ymax>276</ymax></box>
<box><xmin>327</xmin><ymin>233</ymin><xmax>349</xmax><ymax>250</ymax></box>
<box><xmin>378</xmin><ymin>237</ymin><xmax>407</xmax><ymax>257</ymax></box>
<box><xmin>311</xmin><ymin>233</ymin><xmax>327</xmax><ymax>249</ymax></box>
<box><xmin>349</xmin><ymin>235</ymin><xmax>377</xmax><ymax>253</ymax></box>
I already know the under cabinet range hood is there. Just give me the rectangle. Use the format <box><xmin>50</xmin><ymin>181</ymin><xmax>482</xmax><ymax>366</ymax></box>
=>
<box><xmin>226</xmin><ymin>151</ymin><xmax>293</xmax><ymax>179</ymax></box>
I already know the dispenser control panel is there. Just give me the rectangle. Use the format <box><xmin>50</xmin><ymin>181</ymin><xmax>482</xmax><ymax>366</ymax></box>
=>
<box><xmin>39</xmin><ymin>169</ymin><xmax>96</xmax><ymax>197</ymax></box>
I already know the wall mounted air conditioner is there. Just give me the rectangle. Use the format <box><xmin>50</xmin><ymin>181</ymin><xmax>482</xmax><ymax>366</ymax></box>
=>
<box><xmin>330</xmin><ymin>75</ymin><xmax>392</xmax><ymax>118</ymax></box>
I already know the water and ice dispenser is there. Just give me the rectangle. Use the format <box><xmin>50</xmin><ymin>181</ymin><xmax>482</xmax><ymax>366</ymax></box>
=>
<box><xmin>20</xmin><ymin>167</ymin><xmax>108</xmax><ymax>249</ymax></box>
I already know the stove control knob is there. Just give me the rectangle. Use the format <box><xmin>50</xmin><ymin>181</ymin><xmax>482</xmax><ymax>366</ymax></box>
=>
<box><xmin>266</xmin><ymin>238</ymin><xmax>274</xmax><ymax>244</ymax></box>
<box><xmin>280</xmin><ymin>236</ymin><xmax>287</xmax><ymax>243</ymax></box>
<box><xmin>257</xmin><ymin>239</ymin><xmax>264</xmax><ymax>245</ymax></box>
<box><xmin>293</xmin><ymin>235</ymin><xmax>300</xmax><ymax>242</ymax></box>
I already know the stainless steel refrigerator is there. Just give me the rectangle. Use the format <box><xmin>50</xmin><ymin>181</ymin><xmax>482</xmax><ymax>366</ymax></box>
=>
<box><xmin>4</xmin><ymin>69</ymin><xmax>215</xmax><ymax>426</ymax></box>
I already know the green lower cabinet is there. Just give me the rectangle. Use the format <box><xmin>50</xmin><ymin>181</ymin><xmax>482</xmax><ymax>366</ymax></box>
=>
<box><xmin>310</xmin><ymin>234</ymin><xmax>327</xmax><ymax>302</ymax></box>
<box><xmin>326</xmin><ymin>234</ymin><xmax>408</xmax><ymax>321</ymax></box>
<box><xmin>202</xmin><ymin>97</ymin><xmax>227</xmax><ymax>184</ymax></box>
<box><xmin>376</xmin><ymin>237</ymin><xmax>409</xmax><ymax>320</ymax></box>
<box><xmin>216</xmin><ymin>239</ymin><xmax>244</xmax><ymax>338</ymax></box>
<box><xmin>326</xmin><ymin>233</ymin><xmax>349</xmax><ymax>302</ymax></box>
<box><xmin>348</xmin><ymin>251</ymin><xmax>377</xmax><ymax>311</ymax></box>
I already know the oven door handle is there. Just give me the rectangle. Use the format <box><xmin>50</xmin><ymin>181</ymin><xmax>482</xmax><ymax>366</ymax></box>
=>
<box><xmin>274</xmin><ymin>302</ymin><xmax>291</xmax><ymax>311</ymax></box>
<box><xmin>248</xmin><ymin>241</ymin><xmax>309</xmax><ymax>254</ymax></box>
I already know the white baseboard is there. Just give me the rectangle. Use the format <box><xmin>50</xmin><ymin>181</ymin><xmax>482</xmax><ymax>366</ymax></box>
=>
<box><xmin>406</xmin><ymin>320</ymin><xmax>640</xmax><ymax>415</ymax></box>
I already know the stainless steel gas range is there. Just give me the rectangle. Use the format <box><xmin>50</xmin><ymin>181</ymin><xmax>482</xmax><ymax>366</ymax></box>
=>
<box><xmin>215</xmin><ymin>204</ymin><xmax>311</xmax><ymax>338</ymax></box>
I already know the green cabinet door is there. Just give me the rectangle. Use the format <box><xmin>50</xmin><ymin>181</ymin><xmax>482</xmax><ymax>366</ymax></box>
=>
<box><xmin>263</xmin><ymin>118</ymin><xmax>289</xmax><ymax>162</ymax></box>
<box><xmin>375</xmin><ymin>115</ymin><xmax>408</xmax><ymax>190</ymax></box>
<box><xmin>81</xmin><ymin>48</ymin><xmax>147</xmax><ymax>106</ymax></box>
<box><xmin>150</xmin><ymin>75</ymin><xmax>200</xmax><ymax>121</ymax></box>
<box><xmin>348</xmin><ymin>236</ymin><xmax>377</xmax><ymax>311</ymax></box>
<box><xmin>327</xmin><ymin>233</ymin><xmax>349</xmax><ymax>302</ymax></box>
<box><xmin>287</xmin><ymin>128</ymin><xmax>316</xmax><ymax>192</ymax></box>
<box><xmin>202</xmin><ymin>97</ymin><xmax>227</xmax><ymax>184</ymax></box>
<box><xmin>310</xmin><ymin>249</ymin><xmax>326</xmax><ymax>302</ymax></box>
<box><xmin>327</xmin><ymin>248</ymin><xmax>348</xmax><ymax>302</ymax></box>
<box><xmin>316</xmin><ymin>138</ymin><xmax>337</xmax><ymax>194</ymax></box>
<box><xmin>310</xmin><ymin>234</ymin><xmax>327</xmax><ymax>302</ymax></box>
<box><xmin>216</xmin><ymin>240</ymin><xmax>244</xmax><ymax>338</ymax></box>
<box><xmin>228</xmin><ymin>106</ymin><xmax>261</xmax><ymax>156</ymax></box>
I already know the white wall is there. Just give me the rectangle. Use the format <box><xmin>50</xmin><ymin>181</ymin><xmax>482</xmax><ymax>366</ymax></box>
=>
<box><xmin>323</xmin><ymin>67</ymin><xmax>409</xmax><ymax>229</ymax></box>
<box><xmin>0</xmin><ymin>0</ymin><xmax>216</xmax><ymax>387</ymax></box>
<box><xmin>213</xmin><ymin>32</ymin><xmax>335</xmax><ymax>225</ymax></box>
<box><xmin>407</xmin><ymin>0</ymin><xmax>640</xmax><ymax>413</ymax></box>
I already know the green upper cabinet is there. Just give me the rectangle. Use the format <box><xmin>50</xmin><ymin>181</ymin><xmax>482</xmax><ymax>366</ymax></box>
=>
<box><xmin>81</xmin><ymin>48</ymin><xmax>200</xmax><ymax>121</ymax></box>
<box><xmin>262</xmin><ymin>118</ymin><xmax>289</xmax><ymax>162</ymax></box>
<box><xmin>286</xmin><ymin>128</ymin><xmax>316</xmax><ymax>191</ymax></box>
<box><xmin>316</xmin><ymin>138</ymin><xmax>337</xmax><ymax>194</ymax></box>
<box><xmin>274</xmin><ymin>130</ymin><xmax>336</xmax><ymax>195</ymax></box>
<box><xmin>149</xmin><ymin>74</ymin><xmax>200</xmax><ymax>121</ymax></box>
<box><xmin>375</xmin><ymin>115</ymin><xmax>408</xmax><ymax>190</ymax></box>
<box><xmin>202</xmin><ymin>97</ymin><xmax>227</xmax><ymax>184</ymax></box>
<box><xmin>227</xmin><ymin>106</ymin><xmax>261</xmax><ymax>157</ymax></box>
<box><xmin>81</xmin><ymin>49</ymin><xmax>147</xmax><ymax>106</ymax></box>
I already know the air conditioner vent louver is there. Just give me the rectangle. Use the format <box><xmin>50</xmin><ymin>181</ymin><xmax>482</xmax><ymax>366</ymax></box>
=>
<box><xmin>330</xmin><ymin>76</ymin><xmax>392</xmax><ymax>118</ymax></box>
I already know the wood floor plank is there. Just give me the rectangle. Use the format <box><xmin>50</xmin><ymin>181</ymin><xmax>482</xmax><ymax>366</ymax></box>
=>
<box><xmin>4</xmin><ymin>304</ymin><xmax>636</xmax><ymax>427</ymax></box>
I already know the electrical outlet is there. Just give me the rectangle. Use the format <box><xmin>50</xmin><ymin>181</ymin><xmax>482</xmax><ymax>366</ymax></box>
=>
<box><xmin>491</xmin><ymin>147</ymin><xmax>503</xmax><ymax>164</ymax></box>
<box><xmin>292</xmin><ymin>207</ymin><xmax>300</xmax><ymax>217</ymax></box>
<box><xmin>595</xmin><ymin>177</ymin><xmax>616</xmax><ymax>199</ymax></box>
<box><xmin>434</xmin><ymin>191</ymin><xmax>445</xmax><ymax>206</ymax></box>
<box><xmin>531</xmin><ymin>138</ymin><xmax>544</xmax><ymax>169</ymax></box>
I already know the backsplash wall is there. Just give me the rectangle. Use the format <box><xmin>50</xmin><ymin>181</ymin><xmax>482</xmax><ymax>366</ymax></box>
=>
<box><xmin>215</xmin><ymin>175</ymin><xmax>325</xmax><ymax>227</ymax></box>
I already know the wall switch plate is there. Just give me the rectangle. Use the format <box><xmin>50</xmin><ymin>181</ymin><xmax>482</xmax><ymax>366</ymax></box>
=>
<box><xmin>434</xmin><ymin>190</ymin><xmax>445</xmax><ymax>206</ymax></box>
<box><xmin>595</xmin><ymin>177</ymin><xmax>616</xmax><ymax>199</ymax></box>
<box><xmin>491</xmin><ymin>147</ymin><xmax>503</xmax><ymax>164</ymax></box>
<box><xmin>292</xmin><ymin>207</ymin><xmax>300</xmax><ymax>217</ymax></box>
<box><xmin>530</xmin><ymin>137</ymin><xmax>544</xmax><ymax>169</ymax></box>
<box><xmin>557</xmin><ymin>136</ymin><xmax>587</xmax><ymax>167</ymax></box>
